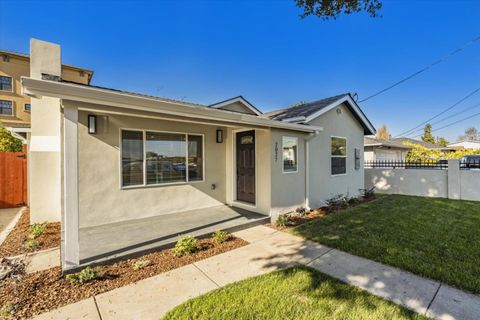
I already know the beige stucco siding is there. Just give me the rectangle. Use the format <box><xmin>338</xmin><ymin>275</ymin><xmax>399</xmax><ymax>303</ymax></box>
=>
<box><xmin>76</xmin><ymin>106</ymin><xmax>228</xmax><ymax>228</ymax></box>
<box><xmin>270</xmin><ymin>129</ymin><xmax>307</xmax><ymax>216</ymax></box>
<box><xmin>307</xmin><ymin>103</ymin><xmax>365</xmax><ymax>208</ymax></box>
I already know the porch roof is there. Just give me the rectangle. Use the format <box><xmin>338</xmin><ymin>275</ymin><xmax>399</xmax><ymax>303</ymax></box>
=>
<box><xmin>21</xmin><ymin>77</ymin><xmax>323</xmax><ymax>133</ymax></box>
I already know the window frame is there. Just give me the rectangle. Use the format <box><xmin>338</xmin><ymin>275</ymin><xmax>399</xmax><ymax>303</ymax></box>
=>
<box><xmin>0</xmin><ymin>99</ymin><xmax>14</xmax><ymax>116</ymax></box>
<box><xmin>330</xmin><ymin>136</ymin><xmax>347</xmax><ymax>176</ymax></box>
<box><xmin>24</xmin><ymin>103</ymin><xmax>31</xmax><ymax>112</ymax></box>
<box><xmin>119</xmin><ymin>128</ymin><xmax>205</xmax><ymax>189</ymax></box>
<box><xmin>0</xmin><ymin>76</ymin><xmax>13</xmax><ymax>92</ymax></box>
<box><xmin>282</xmin><ymin>136</ymin><xmax>298</xmax><ymax>174</ymax></box>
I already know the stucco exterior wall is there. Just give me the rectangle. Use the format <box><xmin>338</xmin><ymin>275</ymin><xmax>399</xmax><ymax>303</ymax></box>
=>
<box><xmin>365</xmin><ymin>168</ymin><xmax>448</xmax><ymax>198</ymax></box>
<box><xmin>219</xmin><ymin>101</ymin><xmax>256</xmax><ymax>115</ymax></box>
<box><xmin>270</xmin><ymin>129</ymin><xmax>307</xmax><ymax>217</ymax></box>
<box><xmin>76</xmin><ymin>106</ymin><xmax>229</xmax><ymax>228</ymax></box>
<box><xmin>307</xmin><ymin>103</ymin><xmax>365</xmax><ymax>208</ymax></box>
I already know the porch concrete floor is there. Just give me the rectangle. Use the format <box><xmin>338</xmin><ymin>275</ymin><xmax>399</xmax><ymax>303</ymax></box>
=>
<box><xmin>79</xmin><ymin>205</ymin><xmax>268</xmax><ymax>264</ymax></box>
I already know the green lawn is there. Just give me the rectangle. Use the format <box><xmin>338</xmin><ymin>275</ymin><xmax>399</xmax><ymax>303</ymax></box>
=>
<box><xmin>162</xmin><ymin>266</ymin><xmax>425</xmax><ymax>320</ymax></box>
<box><xmin>293</xmin><ymin>194</ymin><xmax>480</xmax><ymax>294</ymax></box>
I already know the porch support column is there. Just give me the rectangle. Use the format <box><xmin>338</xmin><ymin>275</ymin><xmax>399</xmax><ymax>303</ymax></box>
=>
<box><xmin>63</xmin><ymin>105</ymin><xmax>80</xmax><ymax>268</ymax></box>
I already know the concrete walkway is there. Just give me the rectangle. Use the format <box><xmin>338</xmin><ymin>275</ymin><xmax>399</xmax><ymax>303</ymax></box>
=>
<box><xmin>32</xmin><ymin>226</ymin><xmax>480</xmax><ymax>320</ymax></box>
<box><xmin>0</xmin><ymin>207</ymin><xmax>23</xmax><ymax>246</ymax></box>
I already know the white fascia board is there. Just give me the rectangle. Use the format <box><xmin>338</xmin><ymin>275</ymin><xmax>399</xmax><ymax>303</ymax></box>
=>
<box><xmin>21</xmin><ymin>77</ymin><xmax>321</xmax><ymax>133</ymax></box>
<box><xmin>304</xmin><ymin>95</ymin><xmax>376</xmax><ymax>135</ymax></box>
<box><xmin>209</xmin><ymin>96</ymin><xmax>262</xmax><ymax>116</ymax></box>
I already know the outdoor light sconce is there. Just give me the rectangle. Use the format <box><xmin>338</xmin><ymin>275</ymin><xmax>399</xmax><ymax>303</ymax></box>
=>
<box><xmin>88</xmin><ymin>114</ymin><xmax>97</xmax><ymax>134</ymax></box>
<box><xmin>216</xmin><ymin>129</ymin><xmax>223</xmax><ymax>143</ymax></box>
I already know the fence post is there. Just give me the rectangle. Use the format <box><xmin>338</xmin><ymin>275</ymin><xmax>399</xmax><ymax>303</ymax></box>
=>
<box><xmin>447</xmin><ymin>159</ymin><xmax>461</xmax><ymax>200</ymax></box>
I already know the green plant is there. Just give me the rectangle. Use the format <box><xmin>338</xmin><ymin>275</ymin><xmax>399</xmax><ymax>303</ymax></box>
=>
<box><xmin>0</xmin><ymin>303</ymin><xmax>16</xmax><ymax>317</ymax></box>
<box><xmin>29</xmin><ymin>222</ymin><xmax>48</xmax><ymax>239</ymax></box>
<box><xmin>347</xmin><ymin>196</ymin><xmax>360</xmax><ymax>206</ymax></box>
<box><xmin>276</xmin><ymin>213</ymin><xmax>290</xmax><ymax>227</ymax></box>
<box><xmin>66</xmin><ymin>267</ymin><xmax>103</xmax><ymax>284</ymax></box>
<box><xmin>132</xmin><ymin>259</ymin><xmax>152</xmax><ymax>270</ymax></box>
<box><xmin>323</xmin><ymin>195</ymin><xmax>348</xmax><ymax>213</ymax></box>
<box><xmin>24</xmin><ymin>239</ymin><xmax>39</xmax><ymax>251</ymax></box>
<box><xmin>173</xmin><ymin>236</ymin><xmax>198</xmax><ymax>257</ymax></box>
<box><xmin>212</xmin><ymin>230</ymin><xmax>230</xmax><ymax>244</ymax></box>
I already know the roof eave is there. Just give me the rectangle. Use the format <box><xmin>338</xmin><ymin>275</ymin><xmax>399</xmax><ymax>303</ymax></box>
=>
<box><xmin>21</xmin><ymin>77</ymin><xmax>321</xmax><ymax>133</ymax></box>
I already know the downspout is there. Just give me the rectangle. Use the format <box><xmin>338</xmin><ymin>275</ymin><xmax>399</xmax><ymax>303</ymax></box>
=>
<box><xmin>305</xmin><ymin>130</ymin><xmax>320</xmax><ymax>210</ymax></box>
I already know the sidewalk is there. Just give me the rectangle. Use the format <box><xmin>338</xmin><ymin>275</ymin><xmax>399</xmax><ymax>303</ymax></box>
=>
<box><xmin>33</xmin><ymin>225</ymin><xmax>480</xmax><ymax>320</ymax></box>
<box><xmin>0</xmin><ymin>207</ymin><xmax>23</xmax><ymax>245</ymax></box>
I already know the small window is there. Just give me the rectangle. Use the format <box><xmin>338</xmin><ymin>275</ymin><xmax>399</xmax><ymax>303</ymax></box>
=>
<box><xmin>331</xmin><ymin>137</ymin><xmax>347</xmax><ymax>175</ymax></box>
<box><xmin>354</xmin><ymin>148</ymin><xmax>361</xmax><ymax>170</ymax></box>
<box><xmin>24</xmin><ymin>103</ymin><xmax>31</xmax><ymax>112</ymax></box>
<box><xmin>0</xmin><ymin>100</ymin><xmax>13</xmax><ymax>115</ymax></box>
<box><xmin>0</xmin><ymin>76</ymin><xmax>12</xmax><ymax>91</ymax></box>
<box><xmin>121</xmin><ymin>130</ymin><xmax>144</xmax><ymax>187</ymax></box>
<box><xmin>283</xmin><ymin>136</ymin><xmax>298</xmax><ymax>173</ymax></box>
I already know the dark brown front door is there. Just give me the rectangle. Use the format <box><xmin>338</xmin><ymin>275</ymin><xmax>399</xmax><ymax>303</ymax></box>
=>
<box><xmin>236</xmin><ymin>130</ymin><xmax>255</xmax><ymax>204</ymax></box>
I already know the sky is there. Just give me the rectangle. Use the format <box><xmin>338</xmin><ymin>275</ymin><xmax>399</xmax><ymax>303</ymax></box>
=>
<box><xmin>1</xmin><ymin>0</ymin><xmax>479</xmax><ymax>142</ymax></box>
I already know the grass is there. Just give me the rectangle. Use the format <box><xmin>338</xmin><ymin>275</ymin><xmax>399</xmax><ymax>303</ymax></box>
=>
<box><xmin>162</xmin><ymin>266</ymin><xmax>426</xmax><ymax>320</ymax></box>
<box><xmin>292</xmin><ymin>194</ymin><xmax>480</xmax><ymax>294</ymax></box>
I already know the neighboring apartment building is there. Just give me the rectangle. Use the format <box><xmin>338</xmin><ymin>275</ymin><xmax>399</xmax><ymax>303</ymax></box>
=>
<box><xmin>0</xmin><ymin>49</ymin><xmax>93</xmax><ymax>130</ymax></box>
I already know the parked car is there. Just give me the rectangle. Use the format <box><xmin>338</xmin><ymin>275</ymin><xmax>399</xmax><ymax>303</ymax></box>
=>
<box><xmin>460</xmin><ymin>155</ymin><xmax>480</xmax><ymax>169</ymax></box>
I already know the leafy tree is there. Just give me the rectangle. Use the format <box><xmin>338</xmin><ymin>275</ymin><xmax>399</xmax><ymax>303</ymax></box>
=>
<box><xmin>421</xmin><ymin>123</ymin><xmax>435</xmax><ymax>144</ymax></box>
<box><xmin>296</xmin><ymin>0</ymin><xmax>382</xmax><ymax>20</ymax></box>
<box><xmin>404</xmin><ymin>142</ymin><xmax>441</xmax><ymax>162</ymax></box>
<box><xmin>376</xmin><ymin>124</ymin><xmax>390</xmax><ymax>140</ymax></box>
<box><xmin>436</xmin><ymin>137</ymin><xmax>449</xmax><ymax>147</ymax></box>
<box><xmin>0</xmin><ymin>126</ymin><xmax>22</xmax><ymax>152</ymax></box>
<box><xmin>458</xmin><ymin>127</ymin><xmax>479</xmax><ymax>141</ymax></box>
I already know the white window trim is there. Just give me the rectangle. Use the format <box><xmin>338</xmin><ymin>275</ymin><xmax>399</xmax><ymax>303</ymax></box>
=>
<box><xmin>331</xmin><ymin>136</ymin><xmax>347</xmax><ymax>176</ymax></box>
<box><xmin>0</xmin><ymin>76</ymin><xmax>13</xmax><ymax>93</ymax></box>
<box><xmin>0</xmin><ymin>99</ymin><xmax>14</xmax><ymax>116</ymax></box>
<box><xmin>119</xmin><ymin>128</ymin><xmax>205</xmax><ymax>189</ymax></box>
<box><xmin>282</xmin><ymin>136</ymin><xmax>298</xmax><ymax>174</ymax></box>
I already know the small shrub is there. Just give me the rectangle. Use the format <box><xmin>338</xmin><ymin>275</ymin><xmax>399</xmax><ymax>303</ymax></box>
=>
<box><xmin>295</xmin><ymin>207</ymin><xmax>307</xmax><ymax>217</ymax></box>
<box><xmin>0</xmin><ymin>303</ymin><xmax>16</xmax><ymax>317</ymax></box>
<box><xmin>29</xmin><ymin>222</ymin><xmax>48</xmax><ymax>239</ymax></box>
<box><xmin>359</xmin><ymin>187</ymin><xmax>375</xmax><ymax>200</ymax></box>
<box><xmin>276</xmin><ymin>213</ymin><xmax>290</xmax><ymax>227</ymax></box>
<box><xmin>212</xmin><ymin>230</ymin><xmax>230</xmax><ymax>244</ymax></box>
<box><xmin>66</xmin><ymin>267</ymin><xmax>103</xmax><ymax>284</ymax></box>
<box><xmin>347</xmin><ymin>196</ymin><xmax>360</xmax><ymax>206</ymax></box>
<box><xmin>324</xmin><ymin>194</ymin><xmax>348</xmax><ymax>213</ymax></box>
<box><xmin>173</xmin><ymin>236</ymin><xmax>198</xmax><ymax>257</ymax></box>
<box><xmin>24</xmin><ymin>239</ymin><xmax>39</xmax><ymax>251</ymax></box>
<box><xmin>132</xmin><ymin>259</ymin><xmax>152</xmax><ymax>271</ymax></box>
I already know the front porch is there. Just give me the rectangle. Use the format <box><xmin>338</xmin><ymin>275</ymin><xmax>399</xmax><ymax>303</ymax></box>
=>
<box><xmin>77</xmin><ymin>205</ymin><xmax>268</xmax><ymax>266</ymax></box>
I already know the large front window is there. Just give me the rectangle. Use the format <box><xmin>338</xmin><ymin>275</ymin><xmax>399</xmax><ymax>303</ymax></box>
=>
<box><xmin>331</xmin><ymin>137</ymin><xmax>347</xmax><ymax>175</ymax></box>
<box><xmin>121</xmin><ymin>130</ymin><xmax>204</xmax><ymax>187</ymax></box>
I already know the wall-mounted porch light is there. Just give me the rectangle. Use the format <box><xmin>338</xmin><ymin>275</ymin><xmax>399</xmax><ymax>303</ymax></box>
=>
<box><xmin>216</xmin><ymin>129</ymin><xmax>223</xmax><ymax>143</ymax></box>
<box><xmin>88</xmin><ymin>115</ymin><xmax>97</xmax><ymax>134</ymax></box>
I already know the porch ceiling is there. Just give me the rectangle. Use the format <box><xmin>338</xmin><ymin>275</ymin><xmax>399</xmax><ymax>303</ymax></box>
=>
<box><xmin>78</xmin><ymin>205</ymin><xmax>268</xmax><ymax>265</ymax></box>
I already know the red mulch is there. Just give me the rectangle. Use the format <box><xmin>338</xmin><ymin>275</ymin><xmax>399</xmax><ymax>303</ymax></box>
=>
<box><xmin>0</xmin><ymin>236</ymin><xmax>248</xmax><ymax>319</ymax></box>
<box><xmin>0</xmin><ymin>209</ymin><xmax>60</xmax><ymax>259</ymax></box>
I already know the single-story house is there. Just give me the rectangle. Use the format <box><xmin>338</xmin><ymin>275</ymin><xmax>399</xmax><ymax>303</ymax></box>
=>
<box><xmin>364</xmin><ymin>137</ymin><xmax>411</xmax><ymax>161</ymax></box>
<box><xmin>22</xmin><ymin>39</ymin><xmax>375</xmax><ymax>271</ymax></box>
<box><xmin>448</xmin><ymin>139</ymin><xmax>480</xmax><ymax>150</ymax></box>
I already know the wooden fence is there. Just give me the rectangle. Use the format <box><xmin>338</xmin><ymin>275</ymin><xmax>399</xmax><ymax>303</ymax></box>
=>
<box><xmin>0</xmin><ymin>146</ymin><xmax>27</xmax><ymax>208</ymax></box>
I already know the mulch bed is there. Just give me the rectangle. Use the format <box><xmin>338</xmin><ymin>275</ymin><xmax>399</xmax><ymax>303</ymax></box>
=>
<box><xmin>0</xmin><ymin>209</ymin><xmax>60</xmax><ymax>259</ymax></box>
<box><xmin>0</xmin><ymin>236</ymin><xmax>248</xmax><ymax>319</ymax></box>
<box><xmin>268</xmin><ymin>196</ymin><xmax>379</xmax><ymax>231</ymax></box>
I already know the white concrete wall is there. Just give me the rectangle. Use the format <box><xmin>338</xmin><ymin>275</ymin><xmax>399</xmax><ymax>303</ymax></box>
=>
<box><xmin>307</xmin><ymin>103</ymin><xmax>365</xmax><ymax>208</ymax></box>
<box><xmin>365</xmin><ymin>160</ymin><xmax>480</xmax><ymax>201</ymax></box>
<box><xmin>365</xmin><ymin>168</ymin><xmax>448</xmax><ymax>198</ymax></box>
